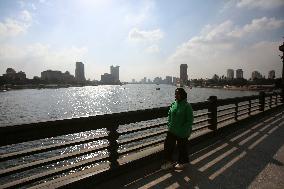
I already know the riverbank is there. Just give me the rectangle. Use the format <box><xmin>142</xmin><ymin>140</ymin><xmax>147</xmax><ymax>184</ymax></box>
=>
<box><xmin>195</xmin><ymin>84</ymin><xmax>276</xmax><ymax>92</ymax></box>
<box><xmin>0</xmin><ymin>83</ymin><xmax>99</xmax><ymax>91</ymax></box>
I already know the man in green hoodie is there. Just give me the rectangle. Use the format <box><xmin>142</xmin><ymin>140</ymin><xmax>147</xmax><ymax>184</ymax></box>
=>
<box><xmin>161</xmin><ymin>88</ymin><xmax>194</xmax><ymax>170</ymax></box>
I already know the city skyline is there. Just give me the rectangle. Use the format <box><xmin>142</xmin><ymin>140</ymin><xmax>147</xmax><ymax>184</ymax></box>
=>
<box><xmin>0</xmin><ymin>0</ymin><xmax>284</xmax><ymax>81</ymax></box>
<box><xmin>0</xmin><ymin>64</ymin><xmax>277</xmax><ymax>83</ymax></box>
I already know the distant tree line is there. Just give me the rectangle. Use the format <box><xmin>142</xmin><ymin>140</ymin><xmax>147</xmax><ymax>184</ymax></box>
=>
<box><xmin>190</xmin><ymin>74</ymin><xmax>282</xmax><ymax>89</ymax></box>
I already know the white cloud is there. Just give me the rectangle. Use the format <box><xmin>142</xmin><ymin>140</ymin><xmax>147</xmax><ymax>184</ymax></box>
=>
<box><xmin>168</xmin><ymin>17</ymin><xmax>283</xmax><ymax>79</ymax></box>
<box><xmin>128</xmin><ymin>28</ymin><xmax>163</xmax><ymax>54</ymax></box>
<box><xmin>19</xmin><ymin>10</ymin><xmax>32</xmax><ymax>22</ymax></box>
<box><xmin>19</xmin><ymin>1</ymin><xmax>37</xmax><ymax>10</ymax></box>
<box><xmin>0</xmin><ymin>10</ymin><xmax>32</xmax><ymax>40</ymax></box>
<box><xmin>146</xmin><ymin>45</ymin><xmax>160</xmax><ymax>53</ymax></box>
<box><xmin>128</xmin><ymin>28</ymin><xmax>164</xmax><ymax>42</ymax></box>
<box><xmin>237</xmin><ymin>0</ymin><xmax>284</xmax><ymax>9</ymax></box>
<box><xmin>125</xmin><ymin>1</ymin><xmax>155</xmax><ymax>26</ymax></box>
<box><xmin>31</xmin><ymin>3</ymin><xmax>37</xmax><ymax>10</ymax></box>
<box><xmin>0</xmin><ymin>43</ymin><xmax>88</xmax><ymax>78</ymax></box>
<box><xmin>229</xmin><ymin>17</ymin><xmax>284</xmax><ymax>38</ymax></box>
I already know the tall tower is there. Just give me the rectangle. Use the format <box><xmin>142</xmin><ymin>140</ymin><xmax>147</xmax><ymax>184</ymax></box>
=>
<box><xmin>227</xmin><ymin>69</ymin><xmax>234</xmax><ymax>80</ymax></box>
<box><xmin>75</xmin><ymin>62</ymin><xmax>86</xmax><ymax>82</ymax></box>
<box><xmin>180</xmin><ymin>64</ymin><xmax>188</xmax><ymax>86</ymax></box>
<box><xmin>110</xmin><ymin>65</ymin><xmax>120</xmax><ymax>83</ymax></box>
<box><xmin>279</xmin><ymin>41</ymin><xmax>284</xmax><ymax>84</ymax></box>
<box><xmin>236</xmin><ymin>69</ymin><xmax>243</xmax><ymax>79</ymax></box>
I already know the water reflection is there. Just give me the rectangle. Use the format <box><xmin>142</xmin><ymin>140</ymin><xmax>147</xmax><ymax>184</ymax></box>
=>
<box><xmin>0</xmin><ymin>84</ymin><xmax>257</xmax><ymax>127</ymax></box>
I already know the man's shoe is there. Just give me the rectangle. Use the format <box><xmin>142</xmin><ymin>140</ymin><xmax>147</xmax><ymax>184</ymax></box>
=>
<box><xmin>174</xmin><ymin>163</ymin><xmax>187</xmax><ymax>170</ymax></box>
<box><xmin>161</xmin><ymin>161</ymin><xmax>173</xmax><ymax>170</ymax></box>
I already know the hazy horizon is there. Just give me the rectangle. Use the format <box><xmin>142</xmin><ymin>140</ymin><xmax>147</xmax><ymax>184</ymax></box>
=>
<box><xmin>0</xmin><ymin>0</ymin><xmax>284</xmax><ymax>82</ymax></box>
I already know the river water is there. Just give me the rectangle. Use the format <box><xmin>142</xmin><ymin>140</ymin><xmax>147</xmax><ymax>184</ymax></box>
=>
<box><xmin>0</xmin><ymin>84</ymin><xmax>258</xmax><ymax>127</ymax></box>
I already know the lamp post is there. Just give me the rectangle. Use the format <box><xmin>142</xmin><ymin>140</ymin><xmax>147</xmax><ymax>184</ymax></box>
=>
<box><xmin>279</xmin><ymin>41</ymin><xmax>284</xmax><ymax>99</ymax></box>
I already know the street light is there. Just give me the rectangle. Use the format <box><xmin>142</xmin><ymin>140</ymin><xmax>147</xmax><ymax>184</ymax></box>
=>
<box><xmin>279</xmin><ymin>40</ymin><xmax>284</xmax><ymax>100</ymax></box>
<box><xmin>279</xmin><ymin>41</ymin><xmax>284</xmax><ymax>79</ymax></box>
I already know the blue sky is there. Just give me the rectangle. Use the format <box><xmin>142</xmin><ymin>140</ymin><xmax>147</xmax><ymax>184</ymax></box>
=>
<box><xmin>0</xmin><ymin>0</ymin><xmax>284</xmax><ymax>81</ymax></box>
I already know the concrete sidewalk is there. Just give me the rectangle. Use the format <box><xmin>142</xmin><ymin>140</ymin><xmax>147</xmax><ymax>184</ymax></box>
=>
<box><xmin>95</xmin><ymin>108</ymin><xmax>284</xmax><ymax>189</ymax></box>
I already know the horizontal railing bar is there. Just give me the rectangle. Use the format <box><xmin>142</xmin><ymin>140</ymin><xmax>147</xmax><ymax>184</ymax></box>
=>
<box><xmin>0</xmin><ymin>144</ymin><xmax>109</xmax><ymax>177</ymax></box>
<box><xmin>238</xmin><ymin>107</ymin><xmax>249</xmax><ymax>112</ymax></box>
<box><xmin>192</xmin><ymin>124</ymin><xmax>211</xmax><ymax>132</ymax></box>
<box><xmin>250</xmin><ymin>102</ymin><xmax>259</xmax><ymax>106</ymax></box>
<box><xmin>251</xmin><ymin>104</ymin><xmax>259</xmax><ymax>109</ymax></box>
<box><xmin>119</xmin><ymin>138</ymin><xmax>165</xmax><ymax>156</ymax></box>
<box><xmin>217</xmin><ymin>106</ymin><xmax>235</xmax><ymax>112</ymax></box>
<box><xmin>237</xmin><ymin>111</ymin><xmax>249</xmax><ymax>117</ymax></box>
<box><xmin>119</xmin><ymin>128</ymin><xmax>167</xmax><ymax>146</ymax></box>
<box><xmin>217</xmin><ymin>95</ymin><xmax>259</xmax><ymax>106</ymax></box>
<box><xmin>193</xmin><ymin>112</ymin><xmax>210</xmax><ymax>118</ymax></box>
<box><xmin>251</xmin><ymin>100</ymin><xmax>259</xmax><ymax>103</ymax></box>
<box><xmin>217</xmin><ymin>111</ymin><xmax>235</xmax><ymax>118</ymax></box>
<box><xmin>118</xmin><ymin>122</ymin><xmax>166</xmax><ymax>135</ymax></box>
<box><xmin>238</xmin><ymin>108</ymin><xmax>249</xmax><ymax>113</ymax></box>
<box><xmin>1</xmin><ymin>155</ymin><xmax>109</xmax><ymax>189</ymax></box>
<box><xmin>191</xmin><ymin>101</ymin><xmax>210</xmax><ymax>110</ymax></box>
<box><xmin>269</xmin><ymin>101</ymin><xmax>277</xmax><ymax>104</ymax></box>
<box><xmin>0</xmin><ymin>135</ymin><xmax>108</xmax><ymax>162</ymax></box>
<box><xmin>251</xmin><ymin>108</ymin><xmax>260</xmax><ymax>112</ymax></box>
<box><xmin>0</xmin><ymin>106</ymin><xmax>170</xmax><ymax>146</ymax></box>
<box><xmin>217</xmin><ymin>116</ymin><xmax>235</xmax><ymax>124</ymax></box>
<box><xmin>238</xmin><ymin>103</ymin><xmax>249</xmax><ymax>108</ymax></box>
<box><xmin>193</xmin><ymin>118</ymin><xmax>211</xmax><ymax>125</ymax></box>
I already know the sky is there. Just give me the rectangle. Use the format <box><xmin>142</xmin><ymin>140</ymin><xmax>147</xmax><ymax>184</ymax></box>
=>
<box><xmin>0</xmin><ymin>0</ymin><xmax>284</xmax><ymax>82</ymax></box>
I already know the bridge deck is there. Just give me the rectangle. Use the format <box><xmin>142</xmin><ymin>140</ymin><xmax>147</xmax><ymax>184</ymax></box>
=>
<box><xmin>93</xmin><ymin>108</ymin><xmax>284</xmax><ymax>189</ymax></box>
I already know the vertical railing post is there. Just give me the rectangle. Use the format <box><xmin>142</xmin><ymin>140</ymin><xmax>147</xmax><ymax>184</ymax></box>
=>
<box><xmin>275</xmin><ymin>92</ymin><xmax>278</xmax><ymax>106</ymax></box>
<box><xmin>259</xmin><ymin>91</ymin><xmax>265</xmax><ymax>112</ymax></box>
<box><xmin>208</xmin><ymin>96</ymin><xmax>217</xmax><ymax>131</ymax></box>
<box><xmin>248</xmin><ymin>99</ymin><xmax>251</xmax><ymax>115</ymax></box>
<box><xmin>282</xmin><ymin>87</ymin><xmax>284</xmax><ymax>103</ymax></box>
<box><xmin>269</xmin><ymin>95</ymin><xmax>272</xmax><ymax>109</ymax></box>
<box><xmin>234</xmin><ymin>102</ymin><xmax>238</xmax><ymax>120</ymax></box>
<box><xmin>107</xmin><ymin>124</ymin><xmax>119</xmax><ymax>169</ymax></box>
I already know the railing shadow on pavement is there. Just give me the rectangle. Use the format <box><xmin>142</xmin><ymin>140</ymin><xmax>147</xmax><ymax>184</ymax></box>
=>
<box><xmin>108</xmin><ymin>108</ymin><xmax>284</xmax><ymax>189</ymax></box>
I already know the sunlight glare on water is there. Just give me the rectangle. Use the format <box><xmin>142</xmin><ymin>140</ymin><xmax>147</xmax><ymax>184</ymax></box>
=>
<box><xmin>0</xmin><ymin>84</ymin><xmax>257</xmax><ymax>127</ymax></box>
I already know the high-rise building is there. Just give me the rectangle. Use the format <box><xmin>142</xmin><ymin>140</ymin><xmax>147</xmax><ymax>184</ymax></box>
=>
<box><xmin>251</xmin><ymin>71</ymin><xmax>262</xmax><ymax>80</ymax></box>
<box><xmin>110</xmin><ymin>65</ymin><xmax>120</xmax><ymax>83</ymax></box>
<box><xmin>268</xmin><ymin>70</ymin><xmax>275</xmax><ymax>79</ymax></box>
<box><xmin>101</xmin><ymin>73</ymin><xmax>114</xmax><ymax>84</ymax></box>
<box><xmin>153</xmin><ymin>77</ymin><xmax>162</xmax><ymax>84</ymax></box>
<box><xmin>227</xmin><ymin>69</ymin><xmax>234</xmax><ymax>80</ymax></box>
<box><xmin>236</xmin><ymin>69</ymin><xmax>243</xmax><ymax>79</ymax></box>
<box><xmin>165</xmin><ymin>76</ymin><xmax>173</xmax><ymax>85</ymax></box>
<box><xmin>141</xmin><ymin>77</ymin><xmax>147</xmax><ymax>83</ymax></box>
<box><xmin>173</xmin><ymin>77</ymin><xmax>178</xmax><ymax>85</ymax></box>
<box><xmin>41</xmin><ymin>70</ymin><xmax>74</xmax><ymax>83</ymax></box>
<box><xmin>75</xmin><ymin>62</ymin><xmax>85</xmax><ymax>82</ymax></box>
<box><xmin>180</xmin><ymin>64</ymin><xmax>188</xmax><ymax>85</ymax></box>
<box><xmin>41</xmin><ymin>70</ymin><xmax>63</xmax><ymax>82</ymax></box>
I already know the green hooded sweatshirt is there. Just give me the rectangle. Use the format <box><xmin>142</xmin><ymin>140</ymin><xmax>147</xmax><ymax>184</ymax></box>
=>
<box><xmin>167</xmin><ymin>99</ymin><xmax>194</xmax><ymax>138</ymax></box>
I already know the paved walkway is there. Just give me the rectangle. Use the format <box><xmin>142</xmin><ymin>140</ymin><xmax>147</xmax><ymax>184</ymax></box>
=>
<box><xmin>95</xmin><ymin>108</ymin><xmax>284</xmax><ymax>189</ymax></box>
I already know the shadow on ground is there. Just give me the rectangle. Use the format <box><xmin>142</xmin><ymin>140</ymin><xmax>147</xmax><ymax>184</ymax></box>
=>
<box><xmin>96</xmin><ymin>109</ymin><xmax>284</xmax><ymax>189</ymax></box>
